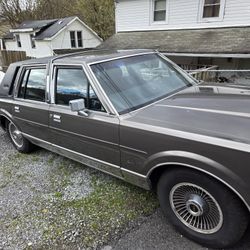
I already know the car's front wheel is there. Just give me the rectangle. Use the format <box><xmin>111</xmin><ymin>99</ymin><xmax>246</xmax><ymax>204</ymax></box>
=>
<box><xmin>6</xmin><ymin>120</ymin><xmax>35</xmax><ymax>153</ymax></box>
<box><xmin>157</xmin><ymin>168</ymin><xmax>249</xmax><ymax>249</ymax></box>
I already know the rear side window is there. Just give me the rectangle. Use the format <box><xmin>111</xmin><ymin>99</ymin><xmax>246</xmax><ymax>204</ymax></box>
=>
<box><xmin>18</xmin><ymin>67</ymin><xmax>46</xmax><ymax>102</ymax></box>
<box><xmin>55</xmin><ymin>67</ymin><xmax>105</xmax><ymax>112</ymax></box>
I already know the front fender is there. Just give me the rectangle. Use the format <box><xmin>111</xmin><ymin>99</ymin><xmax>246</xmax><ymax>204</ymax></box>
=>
<box><xmin>144</xmin><ymin>150</ymin><xmax>250</xmax><ymax>211</ymax></box>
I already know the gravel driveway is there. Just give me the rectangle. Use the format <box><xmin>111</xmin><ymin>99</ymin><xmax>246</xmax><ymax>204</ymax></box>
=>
<box><xmin>1</xmin><ymin>127</ymin><xmax>250</xmax><ymax>250</ymax></box>
<box><xmin>0</xmin><ymin>128</ymin><xmax>158</xmax><ymax>249</ymax></box>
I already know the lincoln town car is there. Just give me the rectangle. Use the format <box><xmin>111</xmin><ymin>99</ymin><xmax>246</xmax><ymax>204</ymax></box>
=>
<box><xmin>0</xmin><ymin>50</ymin><xmax>250</xmax><ymax>248</ymax></box>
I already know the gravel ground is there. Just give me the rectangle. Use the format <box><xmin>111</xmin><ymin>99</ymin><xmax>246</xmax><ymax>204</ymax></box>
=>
<box><xmin>1</xmin><ymin>127</ymin><xmax>250</xmax><ymax>250</ymax></box>
<box><xmin>0</xmin><ymin>128</ymin><xmax>158</xmax><ymax>249</ymax></box>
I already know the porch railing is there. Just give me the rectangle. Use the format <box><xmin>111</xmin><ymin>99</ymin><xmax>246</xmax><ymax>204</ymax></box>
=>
<box><xmin>189</xmin><ymin>66</ymin><xmax>219</xmax><ymax>82</ymax></box>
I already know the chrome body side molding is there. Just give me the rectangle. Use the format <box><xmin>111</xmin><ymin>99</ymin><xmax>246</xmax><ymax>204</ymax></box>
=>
<box><xmin>121</xmin><ymin>168</ymin><xmax>150</xmax><ymax>190</ymax></box>
<box><xmin>21</xmin><ymin>133</ymin><xmax>250</xmax><ymax>211</ymax></box>
<box><xmin>23</xmin><ymin>133</ymin><xmax>123</xmax><ymax>179</ymax></box>
<box><xmin>22</xmin><ymin>133</ymin><xmax>151</xmax><ymax>190</ymax></box>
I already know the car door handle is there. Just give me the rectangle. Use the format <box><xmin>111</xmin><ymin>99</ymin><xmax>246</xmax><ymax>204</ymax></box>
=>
<box><xmin>52</xmin><ymin>114</ymin><xmax>61</xmax><ymax>123</ymax></box>
<box><xmin>14</xmin><ymin>106</ymin><xmax>20</xmax><ymax>113</ymax></box>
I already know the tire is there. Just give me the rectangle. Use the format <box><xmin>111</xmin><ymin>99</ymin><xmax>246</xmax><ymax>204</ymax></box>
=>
<box><xmin>157</xmin><ymin>168</ymin><xmax>249</xmax><ymax>249</ymax></box>
<box><xmin>6</xmin><ymin>120</ymin><xmax>36</xmax><ymax>153</ymax></box>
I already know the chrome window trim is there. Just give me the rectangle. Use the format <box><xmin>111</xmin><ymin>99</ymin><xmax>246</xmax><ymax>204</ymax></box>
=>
<box><xmin>87</xmin><ymin>51</ymin><xmax>197</xmax><ymax>116</ymax></box>
<box><xmin>51</xmin><ymin>63</ymin><xmax>117</xmax><ymax>116</ymax></box>
<box><xmin>14</xmin><ymin>64</ymin><xmax>48</xmax><ymax>102</ymax></box>
<box><xmin>85</xmin><ymin>63</ymin><xmax>119</xmax><ymax>117</ymax></box>
<box><xmin>146</xmin><ymin>162</ymin><xmax>250</xmax><ymax>211</ymax></box>
<box><xmin>87</xmin><ymin>51</ymin><xmax>156</xmax><ymax>66</ymax></box>
<box><xmin>86</xmin><ymin>52</ymin><xmax>158</xmax><ymax>117</ymax></box>
<box><xmin>158</xmin><ymin>53</ymin><xmax>199</xmax><ymax>84</ymax></box>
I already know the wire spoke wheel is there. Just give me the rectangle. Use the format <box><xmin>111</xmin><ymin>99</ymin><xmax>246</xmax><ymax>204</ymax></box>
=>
<box><xmin>8</xmin><ymin>122</ymin><xmax>23</xmax><ymax>148</ymax></box>
<box><xmin>170</xmin><ymin>182</ymin><xmax>223</xmax><ymax>234</ymax></box>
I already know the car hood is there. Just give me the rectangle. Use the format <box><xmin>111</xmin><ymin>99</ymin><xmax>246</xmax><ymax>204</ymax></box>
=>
<box><xmin>123</xmin><ymin>85</ymin><xmax>250</xmax><ymax>144</ymax></box>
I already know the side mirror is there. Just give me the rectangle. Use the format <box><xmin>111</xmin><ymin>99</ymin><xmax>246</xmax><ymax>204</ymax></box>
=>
<box><xmin>69</xmin><ymin>99</ymin><xmax>88</xmax><ymax>117</ymax></box>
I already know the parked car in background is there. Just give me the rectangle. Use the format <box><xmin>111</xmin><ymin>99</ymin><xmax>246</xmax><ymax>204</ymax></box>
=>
<box><xmin>0</xmin><ymin>50</ymin><xmax>250</xmax><ymax>249</ymax></box>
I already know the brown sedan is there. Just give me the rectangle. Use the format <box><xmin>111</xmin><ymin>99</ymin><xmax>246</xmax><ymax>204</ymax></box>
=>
<box><xmin>0</xmin><ymin>50</ymin><xmax>250</xmax><ymax>248</ymax></box>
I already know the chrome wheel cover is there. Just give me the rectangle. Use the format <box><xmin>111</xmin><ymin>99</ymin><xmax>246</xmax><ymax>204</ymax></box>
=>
<box><xmin>9</xmin><ymin>122</ymin><xmax>23</xmax><ymax>148</ymax></box>
<box><xmin>170</xmin><ymin>182</ymin><xmax>223</xmax><ymax>234</ymax></box>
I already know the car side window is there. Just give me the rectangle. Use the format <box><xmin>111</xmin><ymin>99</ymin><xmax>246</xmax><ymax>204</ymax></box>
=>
<box><xmin>18</xmin><ymin>67</ymin><xmax>46</xmax><ymax>102</ymax></box>
<box><xmin>55</xmin><ymin>67</ymin><xmax>105</xmax><ymax>112</ymax></box>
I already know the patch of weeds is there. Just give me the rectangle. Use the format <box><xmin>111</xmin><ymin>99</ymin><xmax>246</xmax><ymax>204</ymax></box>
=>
<box><xmin>47</xmin><ymin>154</ymin><xmax>57</xmax><ymax>166</ymax></box>
<box><xmin>54</xmin><ymin>192</ymin><xmax>63</xmax><ymax>199</ymax></box>
<box><xmin>39</xmin><ymin>176</ymin><xmax>159</xmax><ymax>248</ymax></box>
<box><xmin>31</xmin><ymin>155</ymin><xmax>40</xmax><ymax>162</ymax></box>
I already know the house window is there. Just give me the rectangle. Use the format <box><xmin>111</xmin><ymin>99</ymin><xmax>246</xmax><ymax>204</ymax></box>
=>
<box><xmin>70</xmin><ymin>31</ymin><xmax>76</xmax><ymax>48</ymax></box>
<box><xmin>70</xmin><ymin>31</ymin><xmax>83</xmax><ymax>48</ymax></box>
<box><xmin>16</xmin><ymin>34</ymin><xmax>21</xmax><ymax>48</ymax></box>
<box><xmin>30</xmin><ymin>34</ymin><xmax>36</xmax><ymax>49</ymax></box>
<box><xmin>77</xmin><ymin>31</ymin><xmax>83</xmax><ymax>48</ymax></box>
<box><xmin>201</xmin><ymin>0</ymin><xmax>225</xmax><ymax>20</ymax></box>
<box><xmin>153</xmin><ymin>0</ymin><xmax>167</xmax><ymax>22</ymax></box>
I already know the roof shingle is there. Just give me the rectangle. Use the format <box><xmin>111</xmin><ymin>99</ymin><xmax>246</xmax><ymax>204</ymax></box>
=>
<box><xmin>3</xmin><ymin>16</ymin><xmax>76</xmax><ymax>40</ymax></box>
<box><xmin>99</xmin><ymin>27</ymin><xmax>250</xmax><ymax>54</ymax></box>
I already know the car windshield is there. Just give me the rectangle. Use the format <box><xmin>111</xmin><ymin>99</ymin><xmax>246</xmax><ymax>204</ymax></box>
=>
<box><xmin>91</xmin><ymin>53</ymin><xmax>195</xmax><ymax>114</ymax></box>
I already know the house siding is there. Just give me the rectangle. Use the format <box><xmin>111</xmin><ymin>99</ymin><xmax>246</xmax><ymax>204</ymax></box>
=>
<box><xmin>116</xmin><ymin>0</ymin><xmax>250</xmax><ymax>32</ymax></box>
<box><xmin>5</xmin><ymin>34</ymin><xmax>52</xmax><ymax>58</ymax></box>
<box><xmin>51</xmin><ymin>19</ymin><xmax>101</xmax><ymax>50</ymax></box>
<box><xmin>4</xmin><ymin>18</ymin><xmax>101</xmax><ymax>58</ymax></box>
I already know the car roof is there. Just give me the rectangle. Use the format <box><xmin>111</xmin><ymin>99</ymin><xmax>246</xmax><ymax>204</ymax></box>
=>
<box><xmin>15</xmin><ymin>49</ymin><xmax>155</xmax><ymax>66</ymax></box>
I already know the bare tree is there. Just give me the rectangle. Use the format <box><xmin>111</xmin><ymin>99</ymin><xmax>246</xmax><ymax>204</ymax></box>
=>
<box><xmin>0</xmin><ymin>0</ymin><xmax>115</xmax><ymax>39</ymax></box>
<box><xmin>76</xmin><ymin>0</ymin><xmax>115</xmax><ymax>40</ymax></box>
<box><xmin>35</xmin><ymin>0</ymin><xmax>77</xmax><ymax>19</ymax></box>
<box><xmin>0</xmin><ymin>0</ymin><xmax>36</xmax><ymax>26</ymax></box>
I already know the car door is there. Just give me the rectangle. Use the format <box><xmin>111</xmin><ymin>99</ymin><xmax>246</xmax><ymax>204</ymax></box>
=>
<box><xmin>48</xmin><ymin>65</ymin><xmax>121</xmax><ymax>177</ymax></box>
<box><xmin>13</xmin><ymin>65</ymin><xmax>50</xmax><ymax>142</ymax></box>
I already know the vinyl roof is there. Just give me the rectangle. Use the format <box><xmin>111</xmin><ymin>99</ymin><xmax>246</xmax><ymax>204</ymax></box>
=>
<box><xmin>14</xmin><ymin>49</ymin><xmax>155</xmax><ymax>66</ymax></box>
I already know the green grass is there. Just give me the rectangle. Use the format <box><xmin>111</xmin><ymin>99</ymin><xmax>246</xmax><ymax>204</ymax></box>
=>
<box><xmin>40</xmin><ymin>175</ymin><xmax>159</xmax><ymax>248</ymax></box>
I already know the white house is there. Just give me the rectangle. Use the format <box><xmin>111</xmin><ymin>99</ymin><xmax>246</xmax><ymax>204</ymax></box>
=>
<box><xmin>99</xmin><ymin>0</ymin><xmax>250</xmax><ymax>70</ymax></box>
<box><xmin>2</xmin><ymin>16</ymin><xmax>102</xmax><ymax>58</ymax></box>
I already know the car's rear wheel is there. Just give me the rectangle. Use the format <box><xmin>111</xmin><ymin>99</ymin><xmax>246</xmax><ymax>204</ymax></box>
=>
<box><xmin>157</xmin><ymin>168</ymin><xmax>249</xmax><ymax>249</ymax></box>
<box><xmin>6</xmin><ymin>120</ymin><xmax>35</xmax><ymax>153</ymax></box>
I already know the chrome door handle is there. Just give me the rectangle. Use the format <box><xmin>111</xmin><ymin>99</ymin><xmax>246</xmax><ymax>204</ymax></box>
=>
<box><xmin>14</xmin><ymin>106</ymin><xmax>20</xmax><ymax>113</ymax></box>
<box><xmin>52</xmin><ymin>114</ymin><xmax>61</xmax><ymax>123</ymax></box>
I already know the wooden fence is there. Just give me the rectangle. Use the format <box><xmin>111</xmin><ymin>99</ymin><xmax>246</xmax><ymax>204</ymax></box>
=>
<box><xmin>0</xmin><ymin>50</ymin><xmax>33</xmax><ymax>72</ymax></box>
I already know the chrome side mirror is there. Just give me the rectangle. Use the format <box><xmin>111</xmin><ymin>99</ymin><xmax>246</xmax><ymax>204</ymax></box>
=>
<box><xmin>69</xmin><ymin>99</ymin><xmax>88</xmax><ymax>117</ymax></box>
